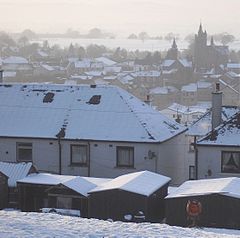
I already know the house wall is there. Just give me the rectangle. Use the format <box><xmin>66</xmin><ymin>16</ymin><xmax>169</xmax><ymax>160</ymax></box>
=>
<box><xmin>197</xmin><ymin>145</ymin><xmax>240</xmax><ymax>179</ymax></box>
<box><xmin>0</xmin><ymin>134</ymin><xmax>186</xmax><ymax>183</ymax></box>
<box><xmin>157</xmin><ymin>133</ymin><xmax>188</xmax><ymax>185</ymax></box>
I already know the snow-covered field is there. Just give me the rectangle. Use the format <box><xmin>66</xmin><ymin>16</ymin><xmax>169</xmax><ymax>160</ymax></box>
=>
<box><xmin>0</xmin><ymin>210</ymin><xmax>240</xmax><ymax>238</ymax></box>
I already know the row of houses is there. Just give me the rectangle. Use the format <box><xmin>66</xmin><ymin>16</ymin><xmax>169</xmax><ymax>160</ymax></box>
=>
<box><xmin>1</xmin><ymin>161</ymin><xmax>240</xmax><ymax>229</ymax></box>
<box><xmin>0</xmin><ymin>82</ymin><xmax>239</xmax><ymax>185</ymax></box>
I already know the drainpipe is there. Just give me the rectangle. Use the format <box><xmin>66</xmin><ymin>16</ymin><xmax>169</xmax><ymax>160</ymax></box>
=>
<box><xmin>87</xmin><ymin>141</ymin><xmax>91</xmax><ymax>177</ymax></box>
<box><xmin>194</xmin><ymin>136</ymin><xmax>198</xmax><ymax>180</ymax></box>
<box><xmin>0</xmin><ymin>69</ymin><xmax>3</xmax><ymax>83</ymax></box>
<box><xmin>57</xmin><ymin>137</ymin><xmax>62</xmax><ymax>175</ymax></box>
<box><xmin>56</xmin><ymin>128</ymin><xmax>65</xmax><ymax>175</ymax></box>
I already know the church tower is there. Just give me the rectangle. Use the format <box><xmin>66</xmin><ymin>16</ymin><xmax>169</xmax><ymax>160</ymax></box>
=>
<box><xmin>194</xmin><ymin>23</ymin><xmax>207</xmax><ymax>71</ymax></box>
<box><xmin>166</xmin><ymin>38</ymin><xmax>178</xmax><ymax>60</ymax></box>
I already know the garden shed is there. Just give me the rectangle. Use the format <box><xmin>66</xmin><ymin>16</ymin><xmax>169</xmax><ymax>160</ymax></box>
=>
<box><xmin>88</xmin><ymin>170</ymin><xmax>171</xmax><ymax>222</ymax></box>
<box><xmin>17</xmin><ymin>173</ymin><xmax>75</xmax><ymax>211</ymax></box>
<box><xmin>47</xmin><ymin>176</ymin><xmax>110</xmax><ymax>217</ymax></box>
<box><xmin>165</xmin><ymin>177</ymin><xmax>240</xmax><ymax>229</ymax></box>
<box><xmin>0</xmin><ymin>161</ymin><xmax>36</xmax><ymax>208</ymax></box>
<box><xmin>0</xmin><ymin>171</ymin><xmax>8</xmax><ymax>209</ymax></box>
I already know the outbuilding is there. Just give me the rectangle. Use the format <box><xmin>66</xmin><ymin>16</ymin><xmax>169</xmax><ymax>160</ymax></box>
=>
<box><xmin>17</xmin><ymin>173</ymin><xmax>75</xmax><ymax>211</ymax></box>
<box><xmin>165</xmin><ymin>177</ymin><xmax>240</xmax><ymax>229</ymax></box>
<box><xmin>47</xmin><ymin>176</ymin><xmax>110</xmax><ymax>217</ymax></box>
<box><xmin>0</xmin><ymin>171</ymin><xmax>8</xmax><ymax>209</ymax></box>
<box><xmin>88</xmin><ymin>170</ymin><xmax>171</xmax><ymax>222</ymax></box>
<box><xmin>0</xmin><ymin>161</ymin><xmax>36</xmax><ymax>208</ymax></box>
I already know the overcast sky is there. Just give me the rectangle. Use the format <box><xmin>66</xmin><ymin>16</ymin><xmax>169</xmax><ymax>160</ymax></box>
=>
<box><xmin>1</xmin><ymin>0</ymin><xmax>239</xmax><ymax>37</ymax></box>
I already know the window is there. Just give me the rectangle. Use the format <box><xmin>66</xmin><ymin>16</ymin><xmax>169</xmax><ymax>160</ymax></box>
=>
<box><xmin>221</xmin><ymin>151</ymin><xmax>240</xmax><ymax>173</ymax></box>
<box><xmin>71</xmin><ymin>145</ymin><xmax>88</xmax><ymax>166</ymax></box>
<box><xmin>189</xmin><ymin>166</ymin><xmax>195</xmax><ymax>180</ymax></box>
<box><xmin>17</xmin><ymin>143</ymin><xmax>32</xmax><ymax>162</ymax></box>
<box><xmin>116</xmin><ymin>146</ymin><xmax>134</xmax><ymax>168</ymax></box>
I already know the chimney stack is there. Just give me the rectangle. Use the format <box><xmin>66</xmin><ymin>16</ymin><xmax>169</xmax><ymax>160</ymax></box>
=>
<box><xmin>144</xmin><ymin>94</ymin><xmax>152</xmax><ymax>106</ymax></box>
<box><xmin>212</xmin><ymin>82</ymin><xmax>222</xmax><ymax>129</ymax></box>
<box><xmin>0</xmin><ymin>70</ymin><xmax>3</xmax><ymax>83</ymax></box>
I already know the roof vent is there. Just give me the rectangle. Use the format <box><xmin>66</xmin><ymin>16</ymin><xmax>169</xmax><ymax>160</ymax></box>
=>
<box><xmin>90</xmin><ymin>84</ymin><xmax>96</xmax><ymax>88</ymax></box>
<box><xmin>43</xmin><ymin>92</ymin><xmax>55</xmax><ymax>103</ymax></box>
<box><xmin>87</xmin><ymin>95</ymin><xmax>101</xmax><ymax>105</ymax></box>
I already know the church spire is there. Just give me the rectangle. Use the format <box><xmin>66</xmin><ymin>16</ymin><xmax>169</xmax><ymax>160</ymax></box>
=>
<box><xmin>172</xmin><ymin>38</ymin><xmax>177</xmax><ymax>49</ymax></box>
<box><xmin>198</xmin><ymin>23</ymin><xmax>203</xmax><ymax>35</ymax></box>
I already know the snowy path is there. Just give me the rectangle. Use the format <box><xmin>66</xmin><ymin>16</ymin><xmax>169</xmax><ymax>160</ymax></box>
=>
<box><xmin>0</xmin><ymin>210</ymin><xmax>240</xmax><ymax>238</ymax></box>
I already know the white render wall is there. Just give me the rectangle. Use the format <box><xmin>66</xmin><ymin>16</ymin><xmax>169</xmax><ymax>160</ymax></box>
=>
<box><xmin>0</xmin><ymin>134</ymin><xmax>187</xmax><ymax>184</ymax></box>
<box><xmin>197</xmin><ymin>146</ymin><xmax>240</xmax><ymax>179</ymax></box>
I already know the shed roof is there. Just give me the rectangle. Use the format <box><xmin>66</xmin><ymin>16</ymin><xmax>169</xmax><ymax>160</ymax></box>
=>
<box><xmin>0</xmin><ymin>84</ymin><xmax>185</xmax><ymax>143</ymax></box>
<box><xmin>61</xmin><ymin>177</ymin><xmax>110</xmax><ymax>197</ymax></box>
<box><xmin>17</xmin><ymin>173</ymin><xmax>75</xmax><ymax>186</ymax></box>
<box><xmin>89</xmin><ymin>170</ymin><xmax>171</xmax><ymax>197</ymax></box>
<box><xmin>166</xmin><ymin>177</ymin><xmax>240</xmax><ymax>199</ymax></box>
<box><xmin>0</xmin><ymin>162</ymin><xmax>34</xmax><ymax>187</ymax></box>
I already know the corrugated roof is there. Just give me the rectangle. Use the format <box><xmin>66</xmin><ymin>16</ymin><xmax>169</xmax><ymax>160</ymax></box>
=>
<box><xmin>89</xmin><ymin>170</ymin><xmax>171</xmax><ymax>197</ymax></box>
<box><xmin>0</xmin><ymin>84</ymin><xmax>185</xmax><ymax>143</ymax></box>
<box><xmin>0</xmin><ymin>162</ymin><xmax>33</xmax><ymax>187</ymax></box>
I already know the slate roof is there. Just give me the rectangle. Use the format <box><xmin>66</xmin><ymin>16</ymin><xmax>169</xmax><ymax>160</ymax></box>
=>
<box><xmin>0</xmin><ymin>84</ymin><xmax>186</xmax><ymax>143</ymax></box>
<box><xmin>187</xmin><ymin>106</ymin><xmax>239</xmax><ymax>136</ymax></box>
<box><xmin>197</xmin><ymin>111</ymin><xmax>240</xmax><ymax>146</ymax></box>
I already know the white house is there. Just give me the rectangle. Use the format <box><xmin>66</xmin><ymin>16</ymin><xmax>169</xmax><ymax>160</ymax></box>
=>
<box><xmin>0</xmin><ymin>83</ymin><xmax>187</xmax><ymax>185</ymax></box>
<box><xmin>196</xmin><ymin>111</ymin><xmax>240</xmax><ymax>179</ymax></box>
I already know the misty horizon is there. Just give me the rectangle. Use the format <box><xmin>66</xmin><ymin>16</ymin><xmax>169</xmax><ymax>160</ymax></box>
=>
<box><xmin>0</xmin><ymin>0</ymin><xmax>240</xmax><ymax>38</ymax></box>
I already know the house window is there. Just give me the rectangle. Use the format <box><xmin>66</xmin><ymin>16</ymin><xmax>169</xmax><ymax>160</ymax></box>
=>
<box><xmin>71</xmin><ymin>145</ymin><xmax>88</xmax><ymax>166</ymax></box>
<box><xmin>221</xmin><ymin>151</ymin><xmax>240</xmax><ymax>173</ymax></box>
<box><xmin>116</xmin><ymin>146</ymin><xmax>134</xmax><ymax>168</ymax></box>
<box><xmin>17</xmin><ymin>143</ymin><xmax>32</xmax><ymax>162</ymax></box>
<box><xmin>189</xmin><ymin>166</ymin><xmax>195</xmax><ymax>180</ymax></box>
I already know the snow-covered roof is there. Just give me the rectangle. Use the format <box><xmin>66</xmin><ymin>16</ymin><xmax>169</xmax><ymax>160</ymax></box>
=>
<box><xmin>167</xmin><ymin>103</ymin><xmax>208</xmax><ymax>115</ymax></box>
<box><xmin>95</xmin><ymin>57</ymin><xmax>116</xmax><ymax>66</ymax></box>
<box><xmin>181</xmin><ymin>83</ymin><xmax>197</xmax><ymax>92</ymax></box>
<box><xmin>150</xmin><ymin>86</ymin><xmax>178</xmax><ymax>95</ymax></box>
<box><xmin>41</xmin><ymin>64</ymin><xmax>55</xmax><ymax>71</ymax></box>
<box><xmin>132</xmin><ymin>71</ymin><xmax>161</xmax><ymax>77</ymax></box>
<box><xmin>74</xmin><ymin>60</ymin><xmax>91</xmax><ymax>68</ymax></box>
<box><xmin>37</xmin><ymin>50</ymin><xmax>48</xmax><ymax>57</ymax></box>
<box><xmin>162</xmin><ymin>60</ymin><xmax>175</xmax><ymax>67</ymax></box>
<box><xmin>17</xmin><ymin>173</ymin><xmax>75</xmax><ymax>186</ymax></box>
<box><xmin>166</xmin><ymin>177</ymin><xmax>240</xmax><ymax>199</ymax></box>
<box><xmin>197</xmin><ymin>111</ymin><xmax>240</xmax><ymax>146</ymax></box>
<box><xmin>61</xmin><ymin>177</ymin><xmax>110</xmax><ymax>197</ymax></box>
<box><xmin>85</xmin><ymin>71</ymin><xmax>102</xmax><ymax>77</ymax></box>
<box><xmin>0</xmin><ymin>162</ymin><xmax>34</xmax><ymax>187</ymax></box>
<box><xmin>187</xmin><ymin>106</ymin><xmax>239</xmax><ymax>136</ymax></box>
<box><xmin>227</xmin><ymin>63</ymin><xmax>240</xmax><ymax>69</ymax></box>
<box><xmin>3</xmin><ymin>56</ymin><xmax>28</xmax><ymax>64</ymax></box>
<box><xmin>0</xmin><ymin>84</ymin><xmax>185</xmax><ymax>143</ymax></box>
<box><xmin>3</xmin><ymin>71</ymin><xmax>16</xmax><ymax>78</ymax></box>
<box><xmin>197</xmin><ymin>81</ymin><xmax>212</xmax><ymax>89</ymax></box>
<box><xmin>179</xmin><ymin>59</ymin><xmax>192</xmax><ymax>68</ymax></box>
<box><xmin>89</xmin><ymin>170</ymin><xmax>171</xmax><ymax>197</ymax></box>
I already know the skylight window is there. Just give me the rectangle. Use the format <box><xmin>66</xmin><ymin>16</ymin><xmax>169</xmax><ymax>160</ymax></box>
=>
<box><xmin>43</xmin><ymin>92</ymin><xmax>55</xmax><ymax>103</ymax></box>
<box><xmin>87</xmin><ymin>95</ymin><xmax>101</xmax><ymax>105</ymax></box>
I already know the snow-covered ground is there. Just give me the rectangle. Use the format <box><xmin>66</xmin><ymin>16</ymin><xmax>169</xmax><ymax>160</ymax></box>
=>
<box><xmin>0</xmin><ymin>210</ymin><xmax>240</xmax><ymax>238</ymax></box>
